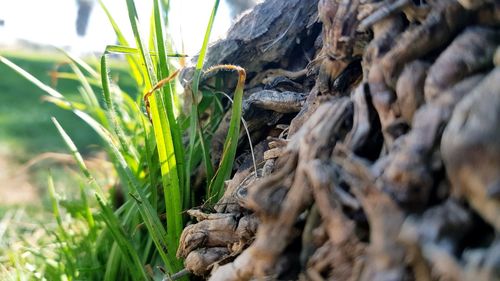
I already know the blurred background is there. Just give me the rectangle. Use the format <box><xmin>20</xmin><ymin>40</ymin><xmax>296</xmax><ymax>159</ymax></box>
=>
<box><xmin>0</xmin><ymin>0</ymin><xmax>258</xmax><ymax>207</ymax></box>
<box><xmin>0</xmin><ymin>0</ymin><xmax>259</xmax><ymax>55</ymax></box>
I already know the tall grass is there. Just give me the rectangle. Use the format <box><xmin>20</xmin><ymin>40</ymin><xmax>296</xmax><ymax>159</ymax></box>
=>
<box><xmin>0</xmin><ymin>0</ymin><xmax>246</xmax><ymax>279</ymax></box>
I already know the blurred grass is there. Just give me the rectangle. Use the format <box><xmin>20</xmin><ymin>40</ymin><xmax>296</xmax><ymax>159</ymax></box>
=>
<box><xmin>0</xmin><ymin>0</ymin><xmax>239</xmax><ymax>278</ymax></box>
<box><xmin>0</xmin><ymin>50</ymin><xmax>136</xmax><ymax>161</ymax></box>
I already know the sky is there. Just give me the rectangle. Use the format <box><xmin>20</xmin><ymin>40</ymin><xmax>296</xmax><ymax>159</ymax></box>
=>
<box><xmin>0</xmin><ymin>0</ymin><xmax>232</xmax><ymax>56</ymax></box>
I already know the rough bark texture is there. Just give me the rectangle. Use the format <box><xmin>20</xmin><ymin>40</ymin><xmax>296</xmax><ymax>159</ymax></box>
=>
<box><xmin>177</xmin><ymin>0</ymin><xmax>500</xmax><ymax>280</ymax></box>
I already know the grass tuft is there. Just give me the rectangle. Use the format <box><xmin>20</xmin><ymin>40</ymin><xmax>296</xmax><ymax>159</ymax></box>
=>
<box><xmin>0</xmin><ymin>0</ymin><xmax>248</xmax><ymax>279</ymax></box>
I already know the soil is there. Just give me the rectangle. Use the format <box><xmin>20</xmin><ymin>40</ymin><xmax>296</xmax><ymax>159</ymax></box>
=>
<box><xmin>0</xmin><ymin>147</ymin><xmax>39</xmax><ymax>205</ymax></box>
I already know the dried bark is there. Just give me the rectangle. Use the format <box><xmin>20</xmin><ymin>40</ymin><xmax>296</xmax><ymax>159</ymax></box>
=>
<box><xmin>175</xmin><ymin>0</ymin><xmax>500</xmax><ymax>280</ymax></box>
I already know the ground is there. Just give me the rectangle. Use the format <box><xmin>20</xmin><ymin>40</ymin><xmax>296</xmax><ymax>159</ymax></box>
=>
<box><xmin>0</xmin><ymin>147</ymin><xmax>38</xmax><ymax>205</ymax></box>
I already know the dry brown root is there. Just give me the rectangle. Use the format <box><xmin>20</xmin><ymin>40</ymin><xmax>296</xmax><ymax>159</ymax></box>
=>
<box><xmin>424</xmin><ymin>26</ymin><xmax>500</xmax><ymax>102</ymax></box>
<box><xmin>381</xmin><ymin>74</ymin><xmax>484</xmax><ymax>209</ymax></box>
<box><xmin>317</xmin><ymin>0</ymin><xmax>369</xmax><ymax>94</ymax></box>
<box><xmin>457</xmin><ymin>0</ymin><xmax>495</xmax><ymax>10</ymax></box>
<box><xmin>304</xmin><ymin>241</ymin><xmax>337</xmax><ymax>281</ymax></box>
<box><xmin>474</xmin><ymin>2</ymin><xmax>500</xmax><ymax>28</ymax></box>
<box><xmin>362</xmin><ymin>14</ymin><xmax>405</xmax><ymax>75</ymax></box>
<box><xmin>176</xmin><ymin>211</ymin><xmax>258</xmax><ymax>276</ymax></box>
<box><xmin>399</xmin><ymin>199</ymin><xmax>500</xmax><ymax>281</ymax></box>
<box><xmin>304</xmin><ymin>160</ymin><xmax>365</xmax><ymax>280</ymax></box>
<box><xmin>176</xmin><ymin>211</ymin><xmax>258</xmax><ymax>259</ymax></box>
<box><xmin>318</xmin><ymin>58</ymin><xmax>351</xmax><ymax>94</ymax></box>
<box><xmin>299</xmin><ymin>204</ymin><xmax>323</xmax><ymax>267</ymax></box>
<box><xmin>214</xmin><ymin>140</ymin><xmax>270</xmax><ymax>214</ymax></box>
<box><xmin>364</xmin><ymin>15</ymin><xmax>405</xmax><ymax>146</ymax></box>
<box><xmin>288</xmin><ymin>86</ymin><xmax>322</xmax><ymax>136</ymax></box>
<box><xmin>319</xmin><ymin>0</ymin><xmax>366</xmax><ymax>61</ymax></box>
<box><xmin>367</xmin><ymin>63</ymin><xmax>399</xmax><ymax>147</ymax></box>
<box><xmin>209</xmin><ymin>98</ymin><xmax>353</xmax><ymax>280</ymax></box>
<box><xmin>250</xmin><ymin>99</ymin><xmax>352</xmax><ymax>277</ymax></box>
<box><xmin>344</xmin><ymin>83</ymin><xmax>382</xmax><ymax>159</ymax></box>
<box><xmin>336</xmin><ymin>152</ymin><xmax>409</xmax><ymax>281</ymax></box>
<box><xmin>358</xmin><ymin>0</ymin><xmax>431</xmax><ymax>29</ymax></box>
<box><xmin>380</xmin><ymin>0</ymin><xmax>471</xmax><ymax>87</ymax></box>
<box><xmin>441</xmin><ymin>67</ymin><xmax>500</xmax><ymax>231</ymax></box>
<box><xmin>395</xmin><ymin>60</ymin><xmax>429</xmax><ymax>124</ymax></box>
<box><xmin>398</xmin><ymin>200</ymin><xmax>474</xmax><ymax>281</ymax></box>
<box><xmin>184</xmin><ymin>247</ymin><xmax>230</xmax><ymax>276</ymax></box>
<box><xmin>462</xmin><ymin>240</ymin><xmax>500</xmax><ymax>281</ymax></box>
<box><xmin>408</xmin><ymin>200</ymin><xmax>474</xmax><ymax>253</ymax></box>
<box><xmin>495</xmin><ymin>47</ymin><xmax>500</xmax><ymax>66</ymax></box>
<box><xmin>356</xmin><ymin>187</ymin><xmax>408</xmax><ymax>281</ymax></box>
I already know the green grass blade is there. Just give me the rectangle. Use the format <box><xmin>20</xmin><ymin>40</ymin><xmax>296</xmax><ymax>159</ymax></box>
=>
<box><xmin>104</xmin><ymin>44</ymin><xmax>186</xmax><ymax>57</ymax></box>
<box><xmin>69</xmin><ymin>62</ymin><xmax>100</xmax><ymax>109</ymax></box>
<box><xmin>77</xmin><ymin>86</ymin><xmax>97</xmax><ymax>111</ymax></box>
<box><xmin>146</xmin><ymin>82</ymin><xmax>183</xmax><ymax>268</ymax></box>
<box><xmin>98</xmin><ymin>0</ymin><xmax>130</xmax><ymax>46</ymax></box>
<box><xmin>105</xmin><ymin>45</ymin><xmax>142</xmax><ymax>55</ymax></box>
<box><xmin>47</xmin><ymin>173</ymin><xmax>65</xmax><ymax>232</ymax></box>
<box><xmin>79</xmin><ymin>182</ymin><xmax>97</xmax><ymax>239</ymax></box>
<box><xmin>75</xmin><ymin>110</ymin><xmax>182</xmax><ymax>273</ymax></box>
<box><xmin>125</xmin><ymin>0</ymin><xmax>157</xmax><ymax>87</ymax></box>
<box><xmin>58</xmin><ymin>49</ymin><xmax>101</xmax><ymax>110</ymax></box>
<box><xmin>99</xmin><ymin>0</ymin><xmax>144</xmax><ymax>87</ymax></box>
<box><xmin>104</xmin><ymin>243</ymin><xmax>121</xmax><ymax>281</ymax></box>
<box><xmin>51</xmin><ymin>117</ymin><xmax>105</xmax><ymax>197</ymax></box>
<box><xmin>59</xmin><ymin>48</ymin><xmax>99</xmax><ymax>78</ymax></box>
<box><xmin>49</xmin><ymin>71</ymin><xmax>101</xmax><ymax>87</ymax></box>
<box><xmin>207</xmin><ymin>65</ymin><xmax>246</xmax><ymax>203</ymax></box>
<box><xmin>186</xmin><ymin>0</ymin><xmax>220</xmax><ymax>193</ymax></box>
<box><xmin>196</xmin><ymin>0</ymin><xmax>220</xmax><ymax>70</ymax></box>
<box><xmin>0</xmin><ymin>56</ymin><xmax>64</xmax><ymax>99</ymax></box>
<box><xmin>0</xmin><ymin>56</ymin><xmax>93</xmax><ymax>116</ymax></box>
<box><xmin>47</xmin><ymin>173</ymin><xmax>77</xmax><ymax>276</ymax></box>
<box><xmin>41</xmin><ymin>96</ymin><xmax>87</xmax><ymax>111</ymax></box>
<box><xmin>153</xmin><ymin>0</ymin><xmax>186</xmax><ymax>211</ymax></box>
<box><xmin>101</xmin><ymin>52</ymin><xmax>140</xmax><ymax>162</ymax></box>
<box><xmin>126</xmin><ymin>0</ymin><xmax>184</xmax><ymax>262</ymax></box>
<box><xmin>96</xmin><ymin>194</ymin><xmax>150</xmax><ymax>281</ymax></box>
<box><xmin>139</xmin><ymin>106</ymin><xmax>160</xmax><ymax>210</ymax></box>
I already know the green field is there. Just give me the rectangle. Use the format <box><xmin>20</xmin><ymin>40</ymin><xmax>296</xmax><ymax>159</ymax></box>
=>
<box><xmin>0</xmin><ymin>50</ymin><xmax>136</xmax><ymax>161</ymax></box>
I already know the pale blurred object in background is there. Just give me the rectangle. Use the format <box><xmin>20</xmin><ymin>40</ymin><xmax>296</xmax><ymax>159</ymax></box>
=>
<box><xmin>0</xmin><ymin>0</ymin><xmax>234</xmax><ymax>56</ymax></box>
<box><xmin>76</xmin><ymin>0</ymin><xmax>94</xmax><ymax>36</ymax></box>
<box><xmin>225</xmin><ymin>0</ymin><xmax>258</xmax><ymax>18</ymax></box>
